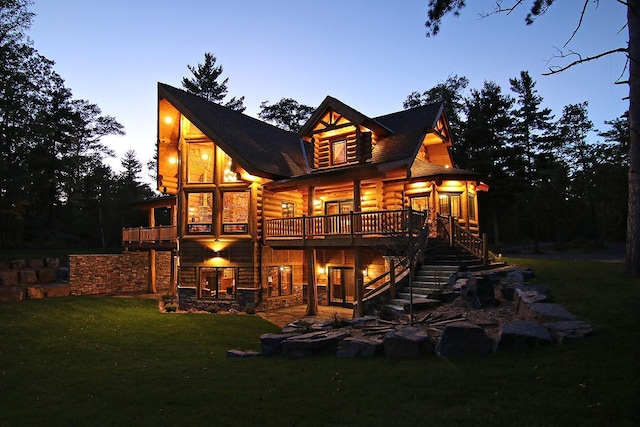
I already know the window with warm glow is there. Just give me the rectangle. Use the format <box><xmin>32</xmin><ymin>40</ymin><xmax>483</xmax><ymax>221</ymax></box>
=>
<box><xmin>331</xmin><ymin>139</ymin><xmax>347</xmax><ymax>165</ymax></box>
<box><xmin>439</xmin><ymin>194</ymin><xmax>461</xmax><ymax>217</ymax></box>
<box><xmin>411</xmin><ymin>195</ymin><xmax>430</xmax><ymax>212</ymax></box>
<box><xmin>200</xmin><ymin>267</ymin><xmax>235</xmax><ymax>299</ymax></box>
<box><xmin>187</xmin><ymin>142</ymin><xmax>214</xmax><ymax>183</ymax></box>
<box><xmin>222</xmin><ymin>191</ymin><xmax>249</xmax><ymax>233</ymax></box>
<box><xmin>222</xmin><ymin>152</ymin><xmax>238</xmax><ymax>182</ymax></box>
<box><xmin>468</xmin><ymin>193</ymin><xmax>476</xmax><ymax>221</ymax></box>
<box><xmin>281</xmin><ymin>201</ymin><xmax>295</xmax><ymax>218</ymax></box>
<box><xmin>187</xmin><ymin>192</ymin><xmax>212</xmax><ymax>233</ymax></box>
<box><xmin>267</xmin><ymin>266</ymin><xmax>292</xmax><ymax>297</ymax></box>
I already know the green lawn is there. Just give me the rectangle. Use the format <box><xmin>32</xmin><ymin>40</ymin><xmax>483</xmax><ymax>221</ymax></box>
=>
<box><xmin>1</xmin><ymin>258</ymin><xmax>638</xmax><ymax>426</ymax></box>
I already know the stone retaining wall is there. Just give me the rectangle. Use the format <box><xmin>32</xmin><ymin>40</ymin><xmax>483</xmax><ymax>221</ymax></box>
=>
<box><xmin>70</xmin><ymin>251</ymin><xmax>172</xmax><ymax>296</ymax></box>
<box><xmin>0</xmin><ymin>258</ymin><xmax>70</xmax><ymax>302</ymax></box>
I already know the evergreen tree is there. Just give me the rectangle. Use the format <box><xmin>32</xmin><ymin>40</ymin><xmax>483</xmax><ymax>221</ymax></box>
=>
<box><xmin>403</xmin><ymin>75</ymin><xmax>468</xmax><ymax>148</ymax></box>
<box><xmin>181</xmin><ymin>52</ymin><xmax>245</xmax><ymax>112</ymax></box>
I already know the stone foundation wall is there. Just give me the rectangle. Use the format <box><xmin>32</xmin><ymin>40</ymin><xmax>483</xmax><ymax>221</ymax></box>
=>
<box><xmin>70</xmin><ymin>251</ymin><xmax>172</xmax><ymax>296</ymax></box>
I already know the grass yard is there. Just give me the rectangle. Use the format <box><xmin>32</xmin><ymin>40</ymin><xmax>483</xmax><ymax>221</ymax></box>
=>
<box><xmin>0</xmin><ymin>258</ymin><xmax>638</xmax><ymax>426</ymax></box>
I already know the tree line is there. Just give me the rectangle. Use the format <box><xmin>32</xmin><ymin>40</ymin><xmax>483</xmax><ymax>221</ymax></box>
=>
<box><xmin>0</xmin><ymin>1</ymin><xmax>628</xmax><ymax>256</ymax></box>
<box><xmin>0</xmin><ymin>1</ymin><xmax>158</xmax><ymax>250</ymax></box>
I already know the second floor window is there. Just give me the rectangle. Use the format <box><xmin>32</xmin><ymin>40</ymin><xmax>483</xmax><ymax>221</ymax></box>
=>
<box><xmin>281</xmin><ymin>201</ymin><xmax>295</xmax><ymax>218</ymax></box>
<box><xmin>331</xmin><ymin>139</ymin><xmax>347</xmax><ymax>165</ymax></box>
<box><xmin>187</xmin><ymin>142</ymin><xmax>214</xmax><ymax>183</ymax></box>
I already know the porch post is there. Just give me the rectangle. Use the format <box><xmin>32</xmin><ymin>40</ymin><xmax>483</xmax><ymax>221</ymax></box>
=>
<box><xmin>389</xmin><ymin>258</ymin><xmax>396</xmax><ymax>299</ymax></box>
<box><xmin>354</xmin><ymin>246</ymin><xmax>363</xmax><ymax>318</ymax></box>
<box><xmin>305</xmin><ymin>248</ymin><xmax>318</xmax><ymax>315</ymax></box>
<box><xmin>148</xmin><ymin>249</ymin><xmax>157</xmax><ymax>293</ymax></box>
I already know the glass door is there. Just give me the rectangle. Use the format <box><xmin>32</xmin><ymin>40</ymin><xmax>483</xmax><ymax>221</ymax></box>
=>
<box><xmin>325</xmin><ymin>200</ymin><xmax>353</xmax><ymax>235</ymax></box>
<box><xmin>328</xmin><ymin>267</ymin><xmax>355</xmax><ymax>306</ymax></box>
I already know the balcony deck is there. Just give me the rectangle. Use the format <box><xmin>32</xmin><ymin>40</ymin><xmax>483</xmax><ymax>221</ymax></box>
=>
<box><xmin>122</xmin><ymin>225</ymin><xmax>177</xmax><ymax>250</ymax></box>
<box><xmin>263</xmin><ymin>209</ymin><xmax>427</xmax><ymax>248</ymax></box>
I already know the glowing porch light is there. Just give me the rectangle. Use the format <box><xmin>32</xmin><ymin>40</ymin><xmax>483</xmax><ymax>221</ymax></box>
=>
<box><xmin>168</xmin><ymin>156</ymin><xmax>177</xmax><ymax>165</ymax></box>
<box><xmin>317</xmin><ymin>266</ymin><xmax>325</xmax><ymax>275</ymax></box>
<box><xmin>164</xmin><ymin>116</ymin><xmax>173</xmax><ymax>124</ymax></box>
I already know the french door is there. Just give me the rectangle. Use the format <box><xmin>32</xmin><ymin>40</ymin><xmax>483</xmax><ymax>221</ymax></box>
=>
<box><xmin>328</xmin><ymin>267</ymin><xmax>355</xmax><ymax>306</ymax></box>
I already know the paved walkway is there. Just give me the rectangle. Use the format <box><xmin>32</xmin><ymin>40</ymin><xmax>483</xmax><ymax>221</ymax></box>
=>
<box><xmin>257</xmin><ymin>305</ymin><xmax>354</xmax><ymax>328</ymax></box>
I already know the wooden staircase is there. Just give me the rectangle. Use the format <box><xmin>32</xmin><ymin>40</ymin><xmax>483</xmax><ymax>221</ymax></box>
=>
<box><xmin>388</xmin><ymin>239</ymin><xmax>486</xmax><ymax>314</ymax></box>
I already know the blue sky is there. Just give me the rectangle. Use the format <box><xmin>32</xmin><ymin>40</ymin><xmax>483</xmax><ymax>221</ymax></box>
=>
<box><xmin>29</xmin><ymin>1</ymin><xmax>627</xmax><ymax>174</ymax></box>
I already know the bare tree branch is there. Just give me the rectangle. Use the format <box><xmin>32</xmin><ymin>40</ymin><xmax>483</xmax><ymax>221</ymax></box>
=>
<box><xmin>542</xmin><ymin>47</ymin><xmax>628</xmax><ymax>76</ymax></box>
<box><xmin>564</xmin><ymin>0</ymin><xmax>590</xmax><ymax>47</ymax></box>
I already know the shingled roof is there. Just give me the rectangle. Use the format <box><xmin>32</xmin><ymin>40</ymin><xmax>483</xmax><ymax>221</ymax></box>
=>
<box><xmin>372</xmin><ymin>102</ymin><xmax>444</xmax><ymax>167</ymax></box>
<box><xmin>158</xmin><ymin>83</ymin><xmax>309</xmax><ymax>179</ymax></box>
<box><xmin>159</xmin><ymin>83</ymin><xmax>481</xmax><ymax>183</ymax></box>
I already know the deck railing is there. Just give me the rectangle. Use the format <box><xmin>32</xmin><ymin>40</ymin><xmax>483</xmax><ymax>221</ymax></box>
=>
<box><xmin>122</xmin><ymin>225</ymin><xmax>177</xmax><ymax>246</ymax></box>
<box><xmin>264</xmin><ymin>209</ymin><xmax>427</xmax><ymax>241</ymax></box>
<box><xmin>435</xmin><ymin>214</ymin><xmax>489</xmax><ymax>265</ymax></box>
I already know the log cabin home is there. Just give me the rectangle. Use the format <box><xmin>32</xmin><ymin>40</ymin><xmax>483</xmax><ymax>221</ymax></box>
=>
<box><xmin>123</xmin><ymin>83</ymin><xmax>489</xmax><ymax>315</ymax></box>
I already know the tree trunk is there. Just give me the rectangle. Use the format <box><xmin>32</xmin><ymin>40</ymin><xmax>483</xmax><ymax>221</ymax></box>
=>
<box><xmin>627</xmin><ymin>1</ymin><xmax>640</xmax><ymax>274</ymax></box>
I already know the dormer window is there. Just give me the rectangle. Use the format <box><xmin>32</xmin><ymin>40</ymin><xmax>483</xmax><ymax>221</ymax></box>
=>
<box><xmin>331</xmin><ymin>139</ymin><xmax>347</xmax><ymax>165</ymax></box>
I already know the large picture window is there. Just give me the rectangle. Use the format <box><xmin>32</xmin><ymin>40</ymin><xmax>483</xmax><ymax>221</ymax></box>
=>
<box><xmin>200</xmin><ymin>267</ymin><xmax>235</xmax><ymax>299</ymax></box>
<box><xmin>222</xmin><ymin>191</ymin><xmax>249</xmax><ymax>233</ymax></box>
<box><xmin>187</xmin><ymin>142</ymin><xmax>214</xmax><ymax>183</ymax></box>
<box><xmin>187</xmin><ymin>192</ymin><xmax>212</xmax><ymax>233</ymax></box>
<box><xmin>267</xmin><ymin>266</ymin><xmax>292</xmax><ymax>297</ymax></box>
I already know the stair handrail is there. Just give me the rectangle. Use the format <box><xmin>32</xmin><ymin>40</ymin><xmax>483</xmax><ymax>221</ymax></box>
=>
<box><xmin>435</xmin><ymin>214</ymin><xmax>489</xmax><ymax>265</ymax></box>
<box><xmin>362</xmin><ymin>257</ymin><xmax>410</xmax><ymax>302</ymax></box>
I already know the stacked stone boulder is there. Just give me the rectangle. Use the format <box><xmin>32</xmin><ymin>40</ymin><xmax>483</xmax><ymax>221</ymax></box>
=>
<box><xmin>0</xmin><ymin>258</ymin><xmax>70</xmax><ymax>302</ymax></box>
<box><xmin>256</xmin><ymin>265</ymin><xmax>593</xmax><ymax>359</ymax></box>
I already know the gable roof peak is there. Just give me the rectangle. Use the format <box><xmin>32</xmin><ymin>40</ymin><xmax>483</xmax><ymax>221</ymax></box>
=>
<box><xmin>298</xmin><ymin>95</ymin><xmax>393</xmax><ymax>138</ymax></box>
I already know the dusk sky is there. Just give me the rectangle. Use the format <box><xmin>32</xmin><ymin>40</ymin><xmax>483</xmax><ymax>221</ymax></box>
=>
<box><xmin>29</xmin><ymin>1</ymin><xmax>628</xmax><ymax>175</ymax></box>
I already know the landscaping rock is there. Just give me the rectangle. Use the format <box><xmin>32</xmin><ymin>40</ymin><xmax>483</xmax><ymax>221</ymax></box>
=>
<box><xmin>0</xmin><ymin>270</ymin><xmax>19</xmax><ymax>287</ymax></box>
<box><xmin>46</xmin><ymin>258</ymin><xmax>61</xmax><ymax>268</ymax></box>
<box><xmin>18</xmin><ymin>269</ymin><xmax>38</xmax><ymax>284</ymax></box>
<box><xmin>28</xmin><ymin>259</ymin><xmax>44</xmax><ymax>269</ymax></box>
<box><xmin>383</xmin><ymin>326</ymin><xmax>435</xmax><ymax>358</ymax></box>
<box><xmin>226</xmin><ymin>349</ymin><xmax>261</xmax><ymax>358</ymax></box>
<box><xmin>544</xmin><ymin>320</ymin><xmax>594</xmax><ymax>344</ymax></box>
<box><xmin>519</xmin><ymin>302</ymin><xmax>576</xmax><ymax>323</ymax></box>
<box><xmin>36</xmin><ymin>268</ymin><xmax>58</xmax><ymax>284</ymax></box>
<box><xmin>0</xmin><ymin>286</ymin><xmax>25</xmax><ymax>302</ymax></box>
<box><xmin>43</xmin><ymin>283</ymin><xmax>70</xmax><ymax>298</ymax></box>
<box><xmin>281</xmin><ymin>330</ymin><xmax>350</xmax><ymax>358</ymax></box>
<box><xmin>260</xmin><ymin>332</ymin><xmax>298</xmax><ymax>357</ymax></box>
<box><xmin>497</xmin><ymin>321</ymin><xmax>554</xmax><ymax>351</ymax></box>
<box><xmin>336</xmin><ymin>336</ymin><xmax>383</xmax><ymax>358</ymax></box>
<box><xmin>436</xmin><ymin>321</ymin><xmax>493</xmax><ymax>358</ymax></box>
<box><xmin>10</xmin><ymin>259</ymin><xmax>26</xmax><ymax>270</ymax></box>
<box><xmin>27</xmin><ymin>285</ymin><xmax>45</xmax><ymax>299</ymax></box>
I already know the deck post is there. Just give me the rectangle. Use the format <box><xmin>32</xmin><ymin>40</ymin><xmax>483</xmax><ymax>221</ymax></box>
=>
<box><xmin>148</xmin><ymin>249</ymin><xmax>157</xmax><ymax>293</ymax></box>
<box><xmin>482</xmin><ymin>233</ymin><xmax>489</xmax><ymax>266</ymax></box>
<box><xmin>305</xmin><ymin>248</ymin><xmax>318</xmax><ymax>315</ymax></box>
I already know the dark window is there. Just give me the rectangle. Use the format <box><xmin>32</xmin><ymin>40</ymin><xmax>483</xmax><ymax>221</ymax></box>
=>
<box><xmin>267</xmin><ymin>266</ymin><xmax>292</xmax><ymax>297</ymax></box>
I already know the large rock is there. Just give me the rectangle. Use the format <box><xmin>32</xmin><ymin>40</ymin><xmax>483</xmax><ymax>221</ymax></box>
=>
<box><xmin>0</xmin><ymin>286</ymin><xmax>25</xmax><ymax>302</ymax></box>
<box><xmin>260</xmin><ymin>332</ymin><xmax>298</xmax><ymax>357</ymax></box>
<box><xmin>436</xmin><ymin>321</ymin><xmax>493</xmax><ymax>358</ymax></box>
<box><xmin>497</xmin><ymin>321</ymin><xmax>554</xmax><ymax>351</ymax></box>
<box><xmin>18</xmin><ymin>269</ymin><xmax>38</xmax><ymax>284</ymax></box>
<box><xmin>28</xmin><ymin>259</ymin><xmax>44</xmax><ymax>269</ymax></box>
<box><xmin>281</xmin><ymin>330</ymin><xmax>350</xmax><ymax>358</ymax></box>
<box><xmin>37</xmin><ymin>268</ymin><xmax>58</xmax><ymax>284</ymax></box>
<box><xmin>0</xmin><ymin>270</ymin><xmax>19</xmax><ymax>287</ymax></box>
<box><xmin>544</xmin><ymin>320</ymin><xmax>593</xmax><ymax>344</ymax></box>
<box><xmin>383</xmin><ymin>326</ymin><xmax>435</xmax><ymax>358</ymax></box>
<box><xmin>519</xmin><ymin>302</ymin><xmax>576</xmax><ymax>324</ymax></box>
<box><xmin>43</xmin><ymin>283</ymin><xmax>70</xmax><ymax>298</ymax></box>
<box><xmin>336</xmin><ymin>336</ymin><xmax>383</xmax><ymax>358</ymax></box>
<box><xmin>27</xmin><ymin>285</ymin><xmax>45</xmax><ymax>299</ymax></box>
